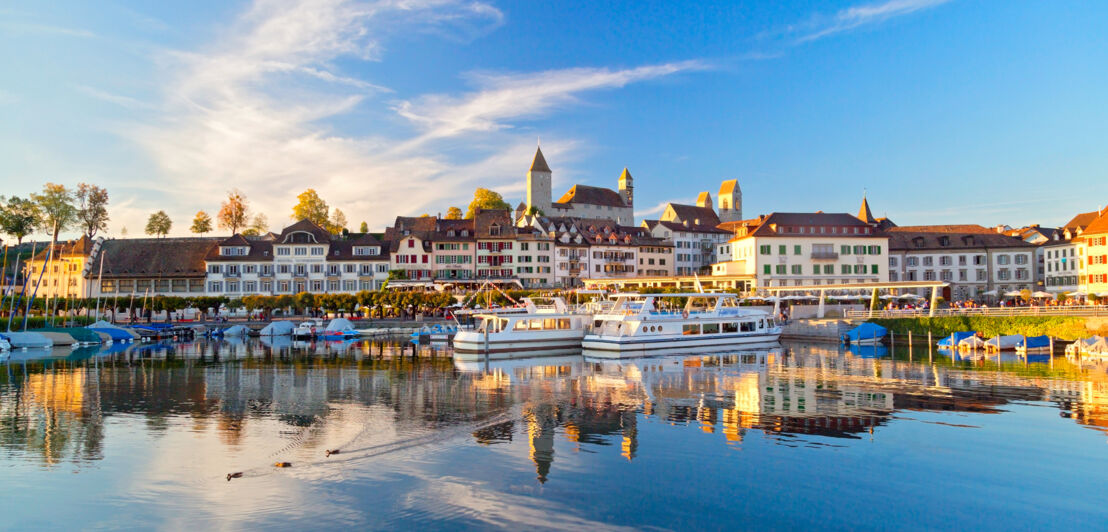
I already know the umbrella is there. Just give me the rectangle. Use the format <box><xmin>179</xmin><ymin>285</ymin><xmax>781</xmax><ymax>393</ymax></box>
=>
<box><xmin>981</xmin><ymin>290</ymin><xmax>998</xmax><ymax>296</ymax></box>
<box><xmin>880</xmin><ymin>294</ymin><xmax>898</xmax><ymax>300</ymax></box>
<box><xmin>1068</xmin><ymin>291</ymin><xmax>1086</xmax><ymax>297</ymax></box>
<box><xmin>901</xmin><ymin>294</ymin><xmax>923</xmax><ymax>300</ymax></box>
<box><xmin>1003</xmin><ymin>290</ymin><xmax>1022</xmax><ymax>297</ymax></box>
<box><xmin>1032</xmin><ymin>291</ymin><xmax>1052</xmax><ymax>298</ymax></box>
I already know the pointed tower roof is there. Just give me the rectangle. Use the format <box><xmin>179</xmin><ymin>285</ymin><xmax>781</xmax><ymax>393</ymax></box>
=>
<box><xmin>619</xmin><ymin>167</ymin><xmax>632</xmax><ymax>181</ymax></box>
<box><xmin>857</xmin><ymin>195</ymin><xmax>875</xmax><ymax>224</ymax></box>
<box><xmin>530</xmin><ymin>146</ymin><xmax>551</xmax><ymax>173</ymax></box>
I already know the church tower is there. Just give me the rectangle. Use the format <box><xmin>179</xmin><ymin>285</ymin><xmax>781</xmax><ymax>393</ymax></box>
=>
<box><xmin>618</xmin><ymin>168</ymin><xmax>634</xmax><ymax>208</ymax></box>
<box><xmin>526</xmin><ymin>146</ymin><xmax>552</xmax><ymax>215</ymax></box>
<box><xmin>718</xmin><ymin>179</ymin><xmax>742</xmax><ymax>222</ymax></box>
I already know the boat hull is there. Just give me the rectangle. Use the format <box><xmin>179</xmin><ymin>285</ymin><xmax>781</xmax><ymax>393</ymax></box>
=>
<box><xmin>453</xmin><ymin>331</ymin><xmax>585</xmax><ymax>361</ymax></box>
<box><xmin>581</xmin><ymin>330</ymin><xmax>782</xmax><ymax>358</ymax></box>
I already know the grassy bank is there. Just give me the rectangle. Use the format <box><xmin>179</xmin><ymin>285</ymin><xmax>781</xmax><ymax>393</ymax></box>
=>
<box><xmin>868</xmin><ymin>316</ymin><xmax>1096</xmax><ymax>341</ymax></box>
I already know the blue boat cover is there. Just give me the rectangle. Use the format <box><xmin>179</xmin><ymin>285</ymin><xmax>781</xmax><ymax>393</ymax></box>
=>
<box><xmin>845</xmin><ymin>323</ymin><xmax>888</xmax><ymax>342</ymax></box>
<box><xmin>938</xmin><ymin>331</ymin><xmax>977</xmax><ymax>346</ymax></box>
<box><xmin>1019</xmin><ymin>335</ymin><xmax>1051</xmax><ymax>348</ymax></box>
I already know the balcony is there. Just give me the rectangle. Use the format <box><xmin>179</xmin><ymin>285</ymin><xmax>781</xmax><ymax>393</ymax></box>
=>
<box><xmin>810</xmin><ymin>251</ymin><xmax>839</xmax><ymax>260</ymax></box>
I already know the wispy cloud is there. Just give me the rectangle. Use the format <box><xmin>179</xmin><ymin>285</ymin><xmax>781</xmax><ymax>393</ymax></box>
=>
<box><xmin>394</xmin><ymin>61</ymin><xmax>707</xmax><ymax>145</ymax></box>
<box><xmin>793</xmin><ymin>0</ymin><xmax>953</xmax><ymax>43</ymax></box>
<box><xmin>117</xmin><ymin>0</ymin><xmax>698</xmax><ymax>235</ymax></box>
<box><xmin>0</xmin><ymin>21</ymin><xmax>96</xmax><ymax>38</ymax></box>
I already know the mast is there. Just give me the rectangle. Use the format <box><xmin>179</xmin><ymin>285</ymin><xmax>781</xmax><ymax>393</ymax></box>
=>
<box><xmin>23</xmin><ymin>224</ymin><xmax>57</xmax><ymax>331</ymax></box>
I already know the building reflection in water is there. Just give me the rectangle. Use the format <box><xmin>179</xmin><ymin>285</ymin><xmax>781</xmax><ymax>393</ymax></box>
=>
<box><xmin>3</xmin><ymin>338</ymin><xmax>1108</xmax><ymax>484</ymax></box>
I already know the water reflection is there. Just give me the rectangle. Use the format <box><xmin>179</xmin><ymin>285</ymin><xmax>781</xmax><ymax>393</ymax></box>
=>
<box><xmin>3</xmin><ymin>337</ymin><xmax>1108</xmax><ymax>527</ymax></box>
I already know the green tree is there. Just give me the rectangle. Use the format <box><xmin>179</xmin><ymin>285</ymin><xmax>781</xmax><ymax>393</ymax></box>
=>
<box><xmin>145</xmin><ymin>210</ymin><xmax>172</xmax><ymax>238</ymax></box>
<box><xmin>329</xmin><ymin>208</ymin><xmax>348</xmax><ymax>234</ymax></box>
<box><xmin>359</xmin><ymin>221</ymin><xmax>369</xmax><ymax>233</ymax></box>
<box><xmin>292</xmin><ymin>189</ymin><xmax>330</xmax><ymax>226</ymax></box>
<box><xmin>75</xmin><ymin>183</ymin><xmax>109</xmax><ymax>239</ymax></box>
<box><xmin>243</xmin><ymin>213</ymin><xmax>269</xmax><ymax>236</ymax></box>
<box><xmin>191</xmin><ymin>211</ymin><xmax>213</xmax><ymax>236</ymax></box>
<box><xmin>465</xmin><ymin>188</ymin><xmax>511</xmax><ymax>219</ymax></box>
<box><xmin>445</xmin><ymin>206</ymin><xmax>463</xmax><ymax>220</ymax></box>
<box><xmin>0</xmin><ymin>196</ymin><xmax>41</xmax><ymax>245</ymax></box>
<box><xmin>218</xmin><ymin>189</ymin><xmax>249</xmax><ymax>234</ymax></box>
<box><xmin>32</xmin><ymin>183</ymin><xmax>77</xmax><ymax>241</ymax></box>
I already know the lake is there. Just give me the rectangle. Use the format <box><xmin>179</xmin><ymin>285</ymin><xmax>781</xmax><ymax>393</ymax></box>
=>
<box><xmin>2</xmin><ymin>338</ymin><xmax>1107</xmax><ymax>530</ymax></box>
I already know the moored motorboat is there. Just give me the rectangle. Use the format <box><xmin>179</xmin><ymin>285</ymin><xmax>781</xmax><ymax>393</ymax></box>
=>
<box><xmin>581</xmin><ymin>293</ymin><xmax>781</xmax><ymax>358</ymax></box>
<box><xmin>843</xmin><ymin>323</ymin><xmax>887</xmax><ymax>346</ymax></box>
<box><xmin>453</xmin><ymin>298</ymin><xmax>590</xmax><ymax>360</ymax></box>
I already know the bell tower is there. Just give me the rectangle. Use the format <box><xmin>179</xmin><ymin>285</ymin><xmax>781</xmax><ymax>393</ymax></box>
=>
<box><xmin>526</xmin><ymin>146</ymin><xmax>552</xmax><ymax>215</ymax></box>
<box><xmin>618</xmin><ymin>167</ymin><xmax>633</xmax><ymax>207</ymax></box>
<box><xmin>718</xmin><ymin>179</ymin><xmax>742</xmax><ymax>222</ymax></box>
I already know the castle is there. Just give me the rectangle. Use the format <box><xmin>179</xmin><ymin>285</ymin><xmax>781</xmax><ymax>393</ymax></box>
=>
<box><xmin>519</xmin><ymin>146</ymin><xmax>635</xmax><ymax>225</ymax></box>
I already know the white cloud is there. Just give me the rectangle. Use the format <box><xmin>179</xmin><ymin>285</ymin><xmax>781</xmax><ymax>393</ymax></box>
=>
<box><xmin>793</xmin><ymin>0</ymin><xmax>953</xmax><ymax>43</ymax></box>
<box><xmin>115</xmin><ymin>0</ymin><xmax>699</xmax><ymax>235</ymax></box>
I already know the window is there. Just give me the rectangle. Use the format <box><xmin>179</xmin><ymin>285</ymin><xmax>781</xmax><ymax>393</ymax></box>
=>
<box><xmin>778</xmin><ymin>245</ymin><xmax>786</xmax><ymax>254</ymax></box>
<box><xmin>889</xmin><ymin>257</ymin><xmax>898</xmax><ymax>267</ymax></box>
<box><xmin>813</xmin><ymin>265</ymin><xmax>821</xmax><ymax>275</ymax></box>
<box><xmin>939</xmin><ymin>256</ymin><xmax>952</xmax><ymax>266</ymax></box>
<box><xmin>791</xmin><ymin>265</ymin><xmax>801</xmax><ymax>274</ymax></box>
<box><xmin>208</xmin><ymin>265</ymin><xmax>222</xmax><ymax>274</ymax></box>
<box><xmin>776</xmin><ymin>265</ymin><xmax>786</xmax><ymax>274</ymax></box>
<box><xmin>824</xmin><ymin>264</ymin><xmax>833</xmax><ymax>274</ymax></box>
<box><xmin>294</xmin><ymin>247</ymin><xmax>307</xmax><ymax>256</ymax></box>
<box><xmin>763</xmin><ymin>264</ymin><xmax>771</xmax><ymax>275</ymax></box>
<box><xmin>997</xmin><ymin>254</ymin><xmax>1011</xmax><ymax>265</ymax></box>
<box><xmin>906</xmin><ymin>257</ymin><xmax>918</xmax><ymax>267</ymax></box>
<box><xmin>277</xmin><ymin>247</ymin><xmax>290</xmax><ymax>256</ymax></box>
<box><xmin>702</xmin><ymin>323</ymin><xmax>720</xmax><ymax>334</ymax></box>
<box><xmin>759</xmin><ymin>245</ymin><xmax>771</xmax><ymax>255</ymax></box>
<box><xmin>923</xmin><ymin>256</ymin><xmax>933</xmax><ymax>266</ymax></box>
<box><xmin>841</xmin><ymin>245</ymin><xmax>851</xmax><ymax>255</ymax></box>
<box><xmin>793</xmin><ymin>245</ymin><xmax>801</xmax><ymax>255</ymax></box>
<box><xmin>682</xmin><ymin>324</ymin><xmax>700</xmax><ymax>335</ymax></box>
<box><xmin>208</xmin><ymin>281</ymin><xmax>223</xmax><ymax>292</ymax></box>
<box><xmin>871</xmin><ymin>264</ymin><xmax>879</xmax><ymax>275</ymax></box>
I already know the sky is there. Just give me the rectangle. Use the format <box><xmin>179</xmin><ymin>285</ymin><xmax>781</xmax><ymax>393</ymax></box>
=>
<box><xmin>1</xmin><ymin>0</ymin><xmax>1106</xmax><ymax>239</ymax></box>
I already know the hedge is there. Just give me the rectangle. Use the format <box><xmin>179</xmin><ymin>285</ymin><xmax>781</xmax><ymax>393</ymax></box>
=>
<box><xmin>868</xmin><ymin>316</ymin><xmax>1093</xmax><ymax>341</ymax></box>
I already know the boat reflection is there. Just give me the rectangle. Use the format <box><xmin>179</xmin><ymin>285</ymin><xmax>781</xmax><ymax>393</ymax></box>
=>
<box><xmin>2</xmin><ymin>337</ymin><xmax>1108</xmax><ymax>481</ymax></box>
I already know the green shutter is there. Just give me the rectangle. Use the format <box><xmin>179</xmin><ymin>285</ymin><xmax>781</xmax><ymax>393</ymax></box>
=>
<box><xmin>778</xmin><ymin>245</ymin><xmax>786</xmax><ymax>255</ymax></box>
<box><xmin>871</xmin><ymin>264</ymin><xmax>879</xmax><ymax>274</ymax></box>
<box><xmin>813</xmin><ymin>265</ymin><xmax>820</xmax><ymax>275</ymax></box>
<box><xmin>763</xmin><ymin>264</ymin><xmax>771</xmax><ymax>275</ymax></box>
<box><xmin>841</xmin><ymin>245</ymin><xmax>850</xmax><ymax>255</ymax></box>
<box><xmin>794</xmin><ymin>245</ymin><xmax>801</xmax><ymax>255</ymax></box>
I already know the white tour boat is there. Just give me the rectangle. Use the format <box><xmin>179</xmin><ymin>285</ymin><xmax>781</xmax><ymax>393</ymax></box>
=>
<box><xmin>581</xmin><ymin>293</ymin><xmax>781</xmax><ymax>358</ymax></box>
<box><xmin>453</xmin><ymin>298</ymin><xmax>590</xmax><ymax>360</ymax></box>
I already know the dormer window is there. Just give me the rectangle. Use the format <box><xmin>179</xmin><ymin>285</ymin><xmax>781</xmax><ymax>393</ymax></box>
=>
<box><xmin>913</xmin><ymin>237</ymin><xmax>925</xmax><ymax>248</ymax></box>
<box><xmin>460</xmin><ymin>230</ymin><xmax>469</xmax><ymax>237</ymax></box>
<box><xmin>938</xmin><ymin>236</ymin><xmax>950</xmax><ymax>246</ymax></box>
<box><xmin>448</xmin><ymin>230</ymin><xmax>455</xmax><ymax>237</ymax></box>
<box><xmin>490</xmin><ymin>223</ymin><xmax>500</xmax><ymax>236</ymax></box>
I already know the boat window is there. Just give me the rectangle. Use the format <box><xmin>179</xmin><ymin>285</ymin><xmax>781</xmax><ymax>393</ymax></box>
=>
<box><xmin>514</xmin><ymin>320</ymin><xmax>528</xmax><ymax>331</ymax></box>
<box><xmin>558</xmin><ymin>319</ymin><xmax>571</xmax><ymax>330</ymax></box>
<box><xmin>722</xmin><ymin>322</ymin><xmax>739</xmax><ymax>333</ymax></box>
<box><xmin>758</xmin><ymin>319</ymin><xmax>765</xmax><ymax>329</ymax></box>
<box><xmin>594</xmin><ymin>320</ymin><xmax>603</xmax><ymax>328</ymax></box>
<box><xmin>682</xmin><ymin>324</ymin><xmax>700</xmax><ymax>335</ymax></box>
<box><xmin>767</xmin><ymin>318</ymin><xmax>775</xmax><ymax>328</ymax></box>
<box><xmin>741</xmin><ymin>321</ymin><xmax>756</xmax><ymax>332</ymax></box>
<box><xmin>642</xmin><ymin>326</ymin><xmax>648</xmax><ymax>333</ymax></box>
<box><xmin>544</xmin><ymin>319</ymin><xmax>557</xmax><ymax>330</ymax></box>
<box><xmin>702</xmin><ymin>323</ymin><xmax>720</xmax><ymax>334</ymax></box>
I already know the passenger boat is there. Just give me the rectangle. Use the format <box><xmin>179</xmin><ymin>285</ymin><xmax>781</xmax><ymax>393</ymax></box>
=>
<box><xmin>453</xmin><ymin>298</ymin><xmax>590</xmax><ymax>360</ymax></box>
<box><xmin>581</xmin><ymin>293</ymin><xmax>782</xmax><ymax>358</ymax></box>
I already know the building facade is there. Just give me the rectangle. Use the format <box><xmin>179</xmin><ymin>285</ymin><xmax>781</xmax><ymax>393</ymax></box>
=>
<box><xmin>886</xmin><ymin>225</ymin><xmax>1035</xmax><ymax>300</ymax></box>
<box><xmin>712</xmin><ymin>212</ymin><xmax>889</xmax><ymax>290</ymax></box>
<box><xmin>522</xmin><ymin>146</ymin><xmax>634</xmax><ymax>224</ymax></box>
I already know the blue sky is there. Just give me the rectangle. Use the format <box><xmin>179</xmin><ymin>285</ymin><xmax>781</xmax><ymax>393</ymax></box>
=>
<box><xmin>1</xmin><ymin>0</ymin><xmax>1106</xmax><ymax>238</ymax></box>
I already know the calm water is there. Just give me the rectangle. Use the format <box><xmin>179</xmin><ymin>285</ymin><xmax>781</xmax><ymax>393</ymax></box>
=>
<box><xmin>2</xmin><ymin>337</ymin><xmax>1107</xmax><ymax>530</ymax></box>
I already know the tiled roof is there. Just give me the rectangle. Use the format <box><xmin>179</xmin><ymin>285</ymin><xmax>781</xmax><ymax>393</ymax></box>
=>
<box><xmin>530</xmin><ymin>146</ymin><xmax>551</xmax><ymax>173</ymax></box>
<box><xmin>327</xmin><ymin>233</ymin><xmax>389</xmax><ymax>261</ymax></box>
<box><xmin>857</xmin><ymin>197</ymin><xmax>875</xmax><ymax>224</ymax></box>
<box><xmin>278</xmin><ymin>219</ymin><xmax>332</xmax><ymax>243</ymax></box>
<box><xmin>554</xmin><ymin>184</ymin><xmax>627</xmax><ymax>208</ymax></box>
<box><xmin>1063</xmin><ymin>211</ymin><xmax>1100</xmax><ymax>233</ymax></box>
<box><xmin>218</xmin><ymin>234</ymin><xmax>251</xmax><ymax>246</ymax></box>
<box><xmin>662</xmin><ymin>203</ymin><xmax>723</xmax><ymax>230</ymax></box>
<box><xmin>205</xmin><ymin>239</ymin><xmax>273</xmax><ymax>262</ymax></box>
<box><xmin>1083</xmin><ymin>211</ymin><xmax>1108</xmax><ymax>236</ymax></box>
<box><xmin>644</xmin><ymin>219</ymin><xmax>729</xmax><ymax>235</ymax></box>
<box><xmin>719</xmin><ymin>179</ymin><xmax>739</xmax><ymax>195</ymax></box>
<box><xmin>473</xmin><ymin>209</ymin><xmax>515</xmax><ymax>239</ymax></box>
<box><xmin>30</xmin><ymin>235</ymin><xmax>95</xmax><ymax>261</ymax></box>
<box><xmin>887</xmin><ymin>225</ymin><xmax>1034</xmax><ymax>251</ymax></box>
<box><xmin>100</xmin><ymin>237</ymin><xmax>220</xmax><ymax>279</ymax></box>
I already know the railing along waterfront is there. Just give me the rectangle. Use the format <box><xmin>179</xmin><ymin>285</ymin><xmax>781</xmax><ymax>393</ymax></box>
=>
<box><xmin>844</xmin><ymin>305</ymin><xmax>1108</xmax><ymax>319</ymax></box>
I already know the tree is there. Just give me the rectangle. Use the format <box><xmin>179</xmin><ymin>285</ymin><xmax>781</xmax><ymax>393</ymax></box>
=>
<box><xmin>329</xmin><ymin>208</ymin><xmax>348</xmax><ymax>234</ymax></box>
<box><xmin>145</xmin><ymin>210</ymin><xmax>172</xmax><ymax>237</ymax></box>
<box><xmin>32</xmin><ymin>183</ymin><xmax>77</xmax><ymax>241</ymax></box>
<box><xmin>445</xmin><ymin>206</ymin><xmax>463</xmax><ymax>220</ymax></box>
<box><xmin>218</xmin><ymin>189</ymin><xmax>249</xmax><ymax>234</ymax></box>
<box><xmin>465</xmin><ymin>188</ymin><xmax>510</xmax><ymax>219</ymax></box>
<box><xmin>242</xmin><ymin>213</ymin><xmax>269</xmax><ymax>237</ymax></box>
<box><xmin>75</xmin><ymin>183</ymin><xmax>109</xmax><ymax>240</ymax></box>
<box><xmin>0</xmin><ymin>196</ymin><xmax>41</xmax><ymax>245</ymax></box>
<box><xmin>292</xmin><ymin>189</ymin><xmax>330</xmax><ymax>226</ymax></box>
<box><xmin>191</xmin><ymin>211</ymin><xmax>213</xmax><ymax>236</ymax></box>
<box><xmin>359</xmin><ymin>221</ymin><xmax>369</xmax><ymax>233</ymax></box>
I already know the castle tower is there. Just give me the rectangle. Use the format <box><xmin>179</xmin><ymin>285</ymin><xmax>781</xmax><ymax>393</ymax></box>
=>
<box><xmin>718</xmin><ymin>179</ymin><xmax>742</xmax><ymax>222</ymax></box>
<box><xmin>526</xmin><ymin>146</ymin><xmax>552</xmax><ymax>215</ymax></box>
<box><xmin>857</xmin><ymin>194</ymin><xmax>875</xmax><ymax>224</ymax></box>
<box><xmin>696</xmin><ymin>191</ymin><xmax>713</xmax><ymax>210</ymax></box>
<box><xmin>618</xmin><ymin>168</ymin><xmax>633</xmax><ymax>207</ymax></box>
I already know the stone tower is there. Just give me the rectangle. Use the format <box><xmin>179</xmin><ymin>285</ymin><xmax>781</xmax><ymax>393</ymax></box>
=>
<box><xmin>526</xmin><ymin>146</ymin><xmax>552</xmax><ymax>215</ymax></box>
<box><xmin>618</xmin><ymin>168</ymin><xmax>633</xmax><ymax>208</ymax></box>
<box><xmin>718</xmin><ymin>179</ymin><xmax>742</xmax><ymax>222</ymax></box>
<box><xmin>696</xmin><ymin>191</ymin><xmax>713</xmax><ymax>210</ymax></box>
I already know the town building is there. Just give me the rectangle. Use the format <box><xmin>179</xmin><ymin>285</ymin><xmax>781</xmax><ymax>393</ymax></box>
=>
<box><xmin>642</xmin><ymin>191</ymin><xmax>731</xmax><ymax>275</ymax></box>
<box><xmin>522</xmin><ymin>146</ymin><xmax>634</xmax><ymax>225</ymax></box>
<box><xmin>204</xmin><ymin>220</ymin><xmax>390</xmax><ymax>296</ymax></box>
<box><xmin>1042</xmin><ymin>211</ymin><xmax>1100</xmax><ymax>294</ymax></box>
<box><xmin>1079</xmin><ymin>210</ymin><xmax>1108</xmax><ymax>296</ymax></box>
<box><xmin>886</xmin><ymin>225</ymin><xmax>1035</xmax><ymax>301</ymax></box>
<box><xmin>94</xmin><ymin>238</ymin><xmax>219</xmax><ymax>298</ymax></box>
<box><xmin>517</xmin><ymin>215</ymin><xmax>673</xmax><ymax>286</ymax></box>
<box><xmin>23</xmin><ymin>236</ymin><xmax>99</xmax><ymax>298</ymax></box>
<box><xmin>711</xmin><ymin>208</ymin><xmax>890</xmax><ymax>290</ymax></box>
